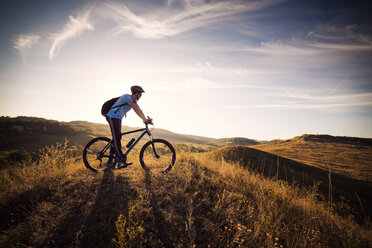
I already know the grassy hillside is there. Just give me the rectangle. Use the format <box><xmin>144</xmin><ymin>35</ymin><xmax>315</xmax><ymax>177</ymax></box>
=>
<box><xmin>210</xmin><ymin>146</ymin><xmax>372</xmax><ymax>222</ymax></box>
<box><xmin>0</xmin><ymin>116</ymin><xmax>216</xmax><ymax>152</ymax></box>
<box><xmin>252</xmin><ymin>134</ymin><xmax>372</xmax><ymax>183</ymax></box>
<box><xmin>208</xmin><ymin>137</ymin><xmax>259</xmax><ymax>147</ymax></box>
<box><xmin>0</xmin><ymin>116</ymin><xmax>259</xmax><ymax>166</ymax></box>
<box><xmin>0</xmin><ymin>116</ymin><xmax>215</xmax><ymax>166</ymax></box>
<box><xmin>0</xmin><ymin>143</ymin><xmax>371</xmax><ymax>247</ymax></box>
<box><xmin>0</xmin><ymin>117</ymin><xmax>100</xmax><ymax>152</ymax></box>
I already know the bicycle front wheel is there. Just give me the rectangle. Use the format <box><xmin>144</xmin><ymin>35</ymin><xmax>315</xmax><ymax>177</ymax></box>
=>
<box><xmin>140</xmin><ymin>139</ymin><xmax>176</xmax><ymax>173</ymax></box>
<box><xmin>83</xmin><ymin>137</ymin><xmax>116</xmax><ymax>173</ymax></box>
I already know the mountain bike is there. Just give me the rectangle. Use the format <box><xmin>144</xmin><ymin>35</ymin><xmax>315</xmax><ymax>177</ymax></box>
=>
<box><xmin>82</xmin><ymin>118</ymin><xmax>176</xmax><ymax>173</ymax></box>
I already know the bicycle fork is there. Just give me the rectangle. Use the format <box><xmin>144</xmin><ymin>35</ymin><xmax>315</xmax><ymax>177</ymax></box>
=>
<box><xmin>149</xmin><ymin>135</ymin><xmax>160</xmax><ymax>159</ymax></box>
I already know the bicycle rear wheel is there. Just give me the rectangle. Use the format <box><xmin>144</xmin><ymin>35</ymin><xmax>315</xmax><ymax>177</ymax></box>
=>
<box><xmin>139</xmin><ymin>139</ymin><xmax>176</xmax><ymax>173</ymax></box>
<box><xmin>83</xmin><ymin>137</ymin><xmax>116</xmax><ymax>172</ymax></box>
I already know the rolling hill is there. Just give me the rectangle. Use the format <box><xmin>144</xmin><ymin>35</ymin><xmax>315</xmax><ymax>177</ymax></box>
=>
<box><xmin>210</xmin><ymin>145</ymin><xmax>372</xmax><ymax>222</ymax></box>
<box><xmin>0</xmin><ymin>116</ymin><xmax>219</xmax><ymax>153</ymax></box>
<box><xmin>252</xmin><ymin>134</ymin><xmax>372</xmax><ymax>182</ymax></box>
<box><xmin>1</xmin><ymin>117</ymin><xmax>372</xmax><ymax>246</ymax></box>
<box><xmin>0</xmin><ymin>144</ymin><xmax>371</xmax><ymax>247</ymax></box>
<box><xmin>0</xmin><ymin>116</ymin><xmax>260</xmax><ymax>166</ymax></box>
<box><xmin>208</xmin><ymin>137</ymin><xmax>259</xmax><ymax>147</ymax></box>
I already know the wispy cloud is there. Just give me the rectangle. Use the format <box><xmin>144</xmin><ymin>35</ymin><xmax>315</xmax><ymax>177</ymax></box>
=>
<box><xmin>12</xmin><ymin>34</ymin><xmax>40</xmax><ymax>51</ymax></box>
<box><xmin>49</xmin><ymin>6</ymin><xmax>94</xmax><ymax>59</ymax></box>
<box><xmin>309</xmin><ymin>42</ymin><xmax>372</xmax><ymax>51</ymax></box>
<box><xmin>307</xmin><ymin>26</ymin><xmax>372</xmax><ymax>51</ymax></box>
<box><xmin>236</xmin><ymin>23</ymin><xmax>372</xmax><ymax>62</ymax></box>
<box><xmin>241</xmin><ymin>38</ymin><xmax>372</xmax><ymax>58</ymax></box>
<box><xmin>45</xmin><ymin>0</ymin><xmax>284</xmax><ymax>58</ymax></box>
<box><xmin>230</xmin><ymin>92</ymin><xmax>372</xmax><ymax>111</ymax></box>
<box><xmin>102</xmin><ymin>3</ymin><xmax>178</xmax><ymax>39</ymax></box>
<box><xmin>231</xmin><ymin>101</ymin><xmax>372</xmax><ymax>110</ymax></box>
<box><xmin>12</xmin><ymin>34</ymin><xmax>40</xmax><ymax>63</ymax></box>
<box><xmin>225</xmin><ymin>25</ymin><xmax>372</xmax><ymax>75</ymax></box>
<box><xmin>241</xmin><ymin>39</ymin><xmax>321</xmax><ymax>56</ymax></box>
<box><xmin>101</xmin><ymin>0</ymin><xmax>284</xmax><ymax>39</ymax></box>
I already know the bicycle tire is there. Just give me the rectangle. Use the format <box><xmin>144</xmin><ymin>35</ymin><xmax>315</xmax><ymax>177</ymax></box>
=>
<box><xmin>83</xmin><ymin>137</ymin><xmax>116</xmax><ymax>173</ymax></box>
<box><xmin>139</xmin><ymin>139</ymin><xmax>176</xmax><ymax>173</ymax></box>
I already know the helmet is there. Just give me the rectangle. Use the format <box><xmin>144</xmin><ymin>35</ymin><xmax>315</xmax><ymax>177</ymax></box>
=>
<box><xmin>131</xmin><ymin>85</ymin><xmax>145</xmax><ymax>94</ymax></box>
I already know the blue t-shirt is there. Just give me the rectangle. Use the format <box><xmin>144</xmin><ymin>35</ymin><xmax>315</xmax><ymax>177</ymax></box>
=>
<box><xmin>106</xmin><ymin>94</ymin><xmax>137</xmax><ymax>120</ymax></box>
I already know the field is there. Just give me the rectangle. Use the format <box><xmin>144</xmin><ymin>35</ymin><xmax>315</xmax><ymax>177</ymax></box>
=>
<box><xmin>252</xmin><ymin>134</ymin><xmax>372</xmax><ymax>182</ymax></box>
<box><xmin>0</xmin><ymin>116</ymin><xmax>256</xmax><ymax>167</ymax></box>
<box><xmin>1</xmin><ymin>118</ymin><xmax>371</xmax><ymax>247</ymax></box>
<box><xmin>0</xmin><ymin>142</ymin><xmax>371</xmax><ymax>247</ymax></box>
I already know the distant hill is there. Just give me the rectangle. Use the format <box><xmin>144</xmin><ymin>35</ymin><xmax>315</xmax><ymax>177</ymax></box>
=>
<box><xmin>0</xmin><ymin>116</ymin><xmax>242</xmax><ymax>154</ymax></box>
<box><xmin>208</xmin><ymin>137</ymin><xmax>259</xmax><ymax>147</ymax></box>
<box><xmin>252</xmin><ymin>134</ymin><xmax>372</xmax><ymax>182</ymax></box>
<box><xmin>150</xmin><ymin>128</ymin><xmax>215</xmax><ymax>144</ymax></box>
<box><xmin>266</xmin><ymin>134</ymin><xmax>372</xmax><ymax>146</ymax></box>
<box><xmin>70</xmin><ymin>120</ymin><xmax>216</xmax><ymax>145</ymax></box>
<box><xmin>300</xmin><ymin>134</ymin><xmax>372</xmax><ymax>146</ymax></box>
<box><xmin>0</xmin><ymin>116</ymin><xmax>93</xmax><ymax>152</ymax></box>
<box><xmin>1</xmin><ymin>120</ymin><xmax>372</xmax><ymax>246</ymax></box>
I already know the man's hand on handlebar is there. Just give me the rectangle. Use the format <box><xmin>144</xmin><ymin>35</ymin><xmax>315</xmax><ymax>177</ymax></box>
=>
<box><xmin>144</xmin><ymin>117</ymin><xmax>153</xmax><ymax>125</ymax></box>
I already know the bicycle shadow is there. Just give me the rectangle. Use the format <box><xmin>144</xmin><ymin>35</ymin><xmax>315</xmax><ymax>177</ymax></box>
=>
<box><xmin>144</xmin><ymin>171</ymin><xmax>173</xmax><ymax>247</ymax></box>
<box><xmin>79</xmin><ymin>169</ymin><xmax>137</xmax><ymax>247</ymax></box>
<box><xmin>47</xmin><ymin>169</ymin><xmax>137</xmax><ymax>248</ymax></box>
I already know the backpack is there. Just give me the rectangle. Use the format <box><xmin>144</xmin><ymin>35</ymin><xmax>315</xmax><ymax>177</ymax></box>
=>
<box><xmin>101</xmin><ymin>97</ymin><xmax>127</xmax><ymax>117</ymax></box>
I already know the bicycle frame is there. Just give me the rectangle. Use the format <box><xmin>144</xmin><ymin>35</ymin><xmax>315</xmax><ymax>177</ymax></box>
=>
<box><xmin>120</xmin><ymin>125</ymin><xmax>152</xmax><ymax>156</ymax></box>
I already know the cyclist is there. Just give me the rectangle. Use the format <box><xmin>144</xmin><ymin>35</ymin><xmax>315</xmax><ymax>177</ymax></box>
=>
<box><xmin>106</xmin><ymin>85</ymin><xmax>152</xmax><ymax>169</ymax></box>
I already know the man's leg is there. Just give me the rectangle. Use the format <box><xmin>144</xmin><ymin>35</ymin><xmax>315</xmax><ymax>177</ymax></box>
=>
<box><xmin>106</xmin><ymin>117</ymin><xmax>123</xmax><ymax>158</ymax></box>
<box><xmin>106</xmin><ymin>117</ymin><xmax>132</xmax><ymax>169</ymax></box>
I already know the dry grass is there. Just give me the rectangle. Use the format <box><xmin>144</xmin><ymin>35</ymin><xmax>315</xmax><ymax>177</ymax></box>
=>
<box><xmin>0</xmin><ymin>143</ymin><xmax>371</xmax><ymax>247</ymax></box>
<box><xmin>252</xmin><ymin>135</ymin><xmax>372</xmax><ymax>182</ymax></box>
<box><xmin>196</xmin><ymin>153</ymin><xmax>371</xmax><ymax>247</ymax></box>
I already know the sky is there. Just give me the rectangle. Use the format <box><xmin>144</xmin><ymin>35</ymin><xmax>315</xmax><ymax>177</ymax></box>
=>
<box><xmin>0</xmin><ymin>0</ymin><xmax>372</xmax><ymax>140</ymax></box>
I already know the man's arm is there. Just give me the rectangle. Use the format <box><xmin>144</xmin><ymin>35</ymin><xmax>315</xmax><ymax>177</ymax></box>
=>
<box><xmin>127</xmin><ymin>101</ymin><xmax>148</xmax><ymax>123</ymax></box>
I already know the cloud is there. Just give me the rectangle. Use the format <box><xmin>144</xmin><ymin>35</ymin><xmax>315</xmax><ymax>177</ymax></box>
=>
<box><xmin>241</xmin><ymin>38</ymin><xmax>372</xmax><ymax>58</ymax></box>
<box><xmin>230</xmin><ymin>92</ymin><xmax>372</xmax><ymax>112</ymax></box>
<box><xmin>306</xmin><ymin>24</ymin><xmax>372</xmax><ymax>52</ymax></box>
<box><xmin>49</xmin><ymin>6</ymin><xmax>94</xmax><ymax>59</ymax></box>
<box><xmin>12</xmin><ymin>34</ymin><xmax>40</xmax><ymax>51</ymax></box>
<box><xmin>308</xmin><ymin>42</ymin><xmax>372</xmax><ymax>51</ymax></box>
<box><xmin>45</xmin><ymin>0</ymin><xmax>372</xmax><ymax>64</ymax></box>
<box><xmin>102</xmin><ymin>3</ymin><xmax>177</xmax><ymax>39</ymax></box>
<box><xmin>45</xmin><ymin>0</ymin><xmax>284</xmax><ymax>58</ymax></box>
<box><xmin>242</xmin><ymin>39</ymin><xmax>321</xmax><ymax>56</ymax></box>
<box><xmin>231</xmin><ymin>101</ymin><xmax>372</xmax><ymax>110</ymax></box>
<box><xmin>236</xmin><ymin>23</ymin><xmax>372</xmax><ymax>62</ymax></box>
<box><xmin>12</xmin><ymin>34</ymin><xmax>40</xmax><ymax>64</ymax></box>
<box><xmin>101</xmin><ymin>0</ymin><xmax>284</xmax><ymax>39</ymax></box>
<box><xmin>226</xmin><ymin>24</ymin><xmax>372</xmax><ymax>74</ymax></box>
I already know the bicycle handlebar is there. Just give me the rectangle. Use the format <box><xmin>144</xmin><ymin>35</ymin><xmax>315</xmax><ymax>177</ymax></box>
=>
<box><xmin>145</xmin><ymin>116</ymin><xmax>153</xmax><ymax>126</ymax></box>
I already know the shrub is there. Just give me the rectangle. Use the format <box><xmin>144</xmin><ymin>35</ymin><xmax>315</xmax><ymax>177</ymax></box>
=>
<box><xmin>8</xmin><ymin>150</ymin><xmax>32</xmax><ymax>163</ymax></box>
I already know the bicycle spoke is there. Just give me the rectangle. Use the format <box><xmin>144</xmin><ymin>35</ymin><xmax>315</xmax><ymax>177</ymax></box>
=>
<box><xmin>83</xmin><ymin>137</ymin><xmax>116</xmax><ymax>172</ymax></box>
<box><xmin>140</xmin><ymin>139</ymin><xmax>175</xmax><ymax>173</ymax></box>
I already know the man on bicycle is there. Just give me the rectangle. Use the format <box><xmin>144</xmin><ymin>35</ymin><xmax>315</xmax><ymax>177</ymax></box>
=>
<box><xmin>106</xmin><ymin>85</ymin><xmax>151</xmax><ymax>169</ymax></box>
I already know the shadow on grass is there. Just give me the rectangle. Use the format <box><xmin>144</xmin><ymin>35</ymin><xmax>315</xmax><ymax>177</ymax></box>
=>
<box><xmin>47</xmin><ymin>169</ymin><xmax>137</xmax><ymax>248</ymax></box>
<box><xmin>142</xmin><ymin>161</ymin><xmax>224</xmax><ymax>247</ymax></box>
<box><xmin>0</xmin><ymin>184</ymin><xmax>53</xmax><ymax>235</ymax></box>
<box><xmin>144</xmin><ymin>171</ymin><xmax>173</xmax><ymax>247</ymax></box>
